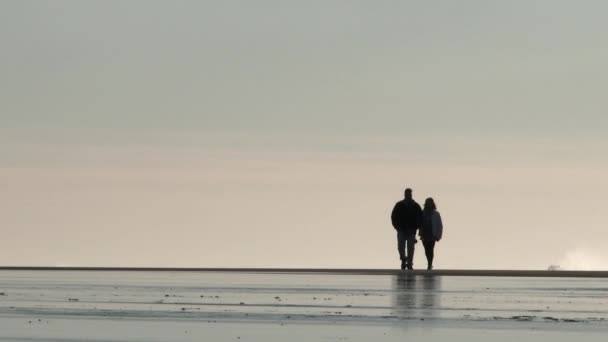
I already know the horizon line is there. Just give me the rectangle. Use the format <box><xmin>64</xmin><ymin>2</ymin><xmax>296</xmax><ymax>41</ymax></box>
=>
<box><xmin>1</xmin><ymin>267</ymin><xmax>607</xmax><ymax>278</ymax></box>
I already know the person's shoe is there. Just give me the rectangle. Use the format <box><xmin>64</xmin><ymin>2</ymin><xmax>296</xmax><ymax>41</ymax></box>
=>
<box><xmin>407</xmin><ymin>265</ymin><xmax>414</xmax><ymax>270</ymax></box>
<box><xmin>427</xmin><ymin>265</ymin><xmax>433</xmax><ymax>271</ymax></box>
<box><xmin>400</xmin><ymin>259</ymin><xmax>406</xmax><ymax>270</ymax></box>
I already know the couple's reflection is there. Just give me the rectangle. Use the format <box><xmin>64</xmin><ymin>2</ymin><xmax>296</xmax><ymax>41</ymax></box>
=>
<box><xmin>392</xmin><ymin>273</ymin><xmax>440</xmax><ymax>320</ymax></box>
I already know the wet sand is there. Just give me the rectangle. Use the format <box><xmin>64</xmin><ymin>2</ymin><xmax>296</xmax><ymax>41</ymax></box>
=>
<box><xmin>1</xmin><ymin>270</ymin><xmax>607</xmax><ymax>341</ymax></box>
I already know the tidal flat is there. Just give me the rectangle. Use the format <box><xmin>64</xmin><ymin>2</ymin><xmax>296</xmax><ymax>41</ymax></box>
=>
<box><xmin>0</xmin><ymin>270</ymin><xmax>607</xmax><ymax>341</ymax></box>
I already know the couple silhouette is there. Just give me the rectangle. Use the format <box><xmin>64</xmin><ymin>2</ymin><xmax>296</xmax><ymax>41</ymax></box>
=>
<box><xmin>391</xmin><ymin>188</ymin><xmax>443</xmax><ymax>270</ymax></box>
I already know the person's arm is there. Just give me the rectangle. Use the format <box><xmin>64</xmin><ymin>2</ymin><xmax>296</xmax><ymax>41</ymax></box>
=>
<box><xmin>416</xmin><ymin>203</ymin><xmax>423</xmax><ymax>231</ymax></box>
<box><xmin>390</xmin><ymin>203</ymin><xmax>399</xmax><ymax>230</ymax></box>
<box><xmin>435</xmin><ymin>212</ymin><xmax>443</xmax><ymax>241</ymax></box>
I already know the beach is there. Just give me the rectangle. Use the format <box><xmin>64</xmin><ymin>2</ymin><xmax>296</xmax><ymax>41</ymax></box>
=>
<box><xmin>1</xmin><ymin>269</ymin><xmax>607</xmax><ymax>341</ymax></box>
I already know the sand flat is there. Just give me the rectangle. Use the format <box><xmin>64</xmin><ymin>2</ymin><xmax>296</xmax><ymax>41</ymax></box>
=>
<box><xmin>1</xmin><ymin>270</ymin><xmax>607</xmax><ymax>341</ymax></box>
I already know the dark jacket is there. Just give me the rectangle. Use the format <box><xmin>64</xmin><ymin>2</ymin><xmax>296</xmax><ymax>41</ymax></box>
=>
<box><xmin>420</xmin><ymin>210</ymin><xmax>435</xmax><ymax>241</ymax></box>
<box><xmin>391</xmin><ymin>199</ymin><xmax>422</xmax><ymax>234</ymax></box>
<box><xmin>420</xmin><ymin>210</ymin><xmax>443</xmax><ymax>241</ymax></box>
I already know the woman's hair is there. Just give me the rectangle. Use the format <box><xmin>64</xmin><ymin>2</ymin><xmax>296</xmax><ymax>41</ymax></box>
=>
<box><xmin>424</xmin><ymin>197</ymin><xmax>436</xmax><ymax>212</ymax></box>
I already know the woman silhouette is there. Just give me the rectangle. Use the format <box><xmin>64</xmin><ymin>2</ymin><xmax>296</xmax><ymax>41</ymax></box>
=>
<box><xmin>420</xmin><ymin>198</ymin><xmax>443</xmax><ymax>270</ymax></box>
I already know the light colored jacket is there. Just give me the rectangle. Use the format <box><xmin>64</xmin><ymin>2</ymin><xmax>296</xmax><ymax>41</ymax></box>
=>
<box><xmin>432</xmin><ymin>211</ymin><xmax>443</xmax><ymax>241</ymax></box>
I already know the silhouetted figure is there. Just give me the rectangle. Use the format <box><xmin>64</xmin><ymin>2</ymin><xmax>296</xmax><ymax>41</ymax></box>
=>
<box><xmin>420</xmin><ymin>197</ymin><xmax>443</xmax><ymax>270</ymax></box>
<box><xmin>391</xmin><ymin>188</ymin><xmax>423</xmax><ymax>270</ymax></box>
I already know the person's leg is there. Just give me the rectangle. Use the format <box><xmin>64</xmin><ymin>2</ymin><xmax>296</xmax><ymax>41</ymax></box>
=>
<box><xmin>428</xmin><ymin>240</ymin><xmax>436</xmax><ymax>268</ymax></box>
<box><xmin>397</xmin><ymin>231</ymin><xmax>406</xmax><ymax>269</ymax></box>
<box><xmin>405</xmin><ymin>233</ymin><xmax>416</xmax><ymax>269</ymax></box>
<box><xmin>422</xmin><ymin>240</ymin><xmax>435</xmax><ymax>270</ymax></box>
<box><xmin>422</xmin><ymin>240</ymin><xmax>430</xmax><ymax>267</ymax></box>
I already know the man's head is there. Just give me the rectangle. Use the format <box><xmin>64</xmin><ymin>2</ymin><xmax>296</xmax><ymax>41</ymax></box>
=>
<box><xmin>404</xmin><ymin>188</ymin><xmax>413</xmax><ymax>200</ymax></box>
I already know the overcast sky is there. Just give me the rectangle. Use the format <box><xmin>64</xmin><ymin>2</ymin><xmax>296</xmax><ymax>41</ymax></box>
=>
<box><xmin>1</xmin><ymin>1</ymin><xmax>608</xmax><ymax>269</ymax></box>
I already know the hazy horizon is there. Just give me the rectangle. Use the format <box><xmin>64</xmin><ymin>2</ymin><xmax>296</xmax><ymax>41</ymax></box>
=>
<box><xmin>2</xmin><ymin>1</ymin><xmax>608</xmax><ymax>270</ymax></box>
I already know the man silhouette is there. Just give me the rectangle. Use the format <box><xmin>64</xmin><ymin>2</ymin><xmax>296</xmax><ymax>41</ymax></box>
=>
<box><xmin>391</xmin><ymin>188</ymin><xmax>423</xmax><ymax>270</ymax></box>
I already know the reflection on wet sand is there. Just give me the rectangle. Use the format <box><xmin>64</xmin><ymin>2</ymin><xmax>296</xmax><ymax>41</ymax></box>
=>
<box><xmin>392</xmin><ymin>273</ymin><xmax>441</xmax><ymax>320</ymax></box>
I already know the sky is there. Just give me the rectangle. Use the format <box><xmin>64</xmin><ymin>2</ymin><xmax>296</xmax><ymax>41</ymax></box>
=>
<box><xmin>1</xmin><ymin>1</ymin><xmax>607</xmax><ymax>269</ymax></box>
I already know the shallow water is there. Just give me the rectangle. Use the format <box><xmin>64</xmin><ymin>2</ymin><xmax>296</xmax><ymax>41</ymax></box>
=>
<box><xmin>0</xmin><ymin>271</ymin><xmax>607</xmax><ymax>341</ymax></box>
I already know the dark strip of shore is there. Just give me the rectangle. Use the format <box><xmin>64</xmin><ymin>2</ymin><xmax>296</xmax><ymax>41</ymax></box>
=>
<box><xmin>0</xmin><ymin>267</ymin><xmax>607</xmax><ymax>278</ymax></box>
